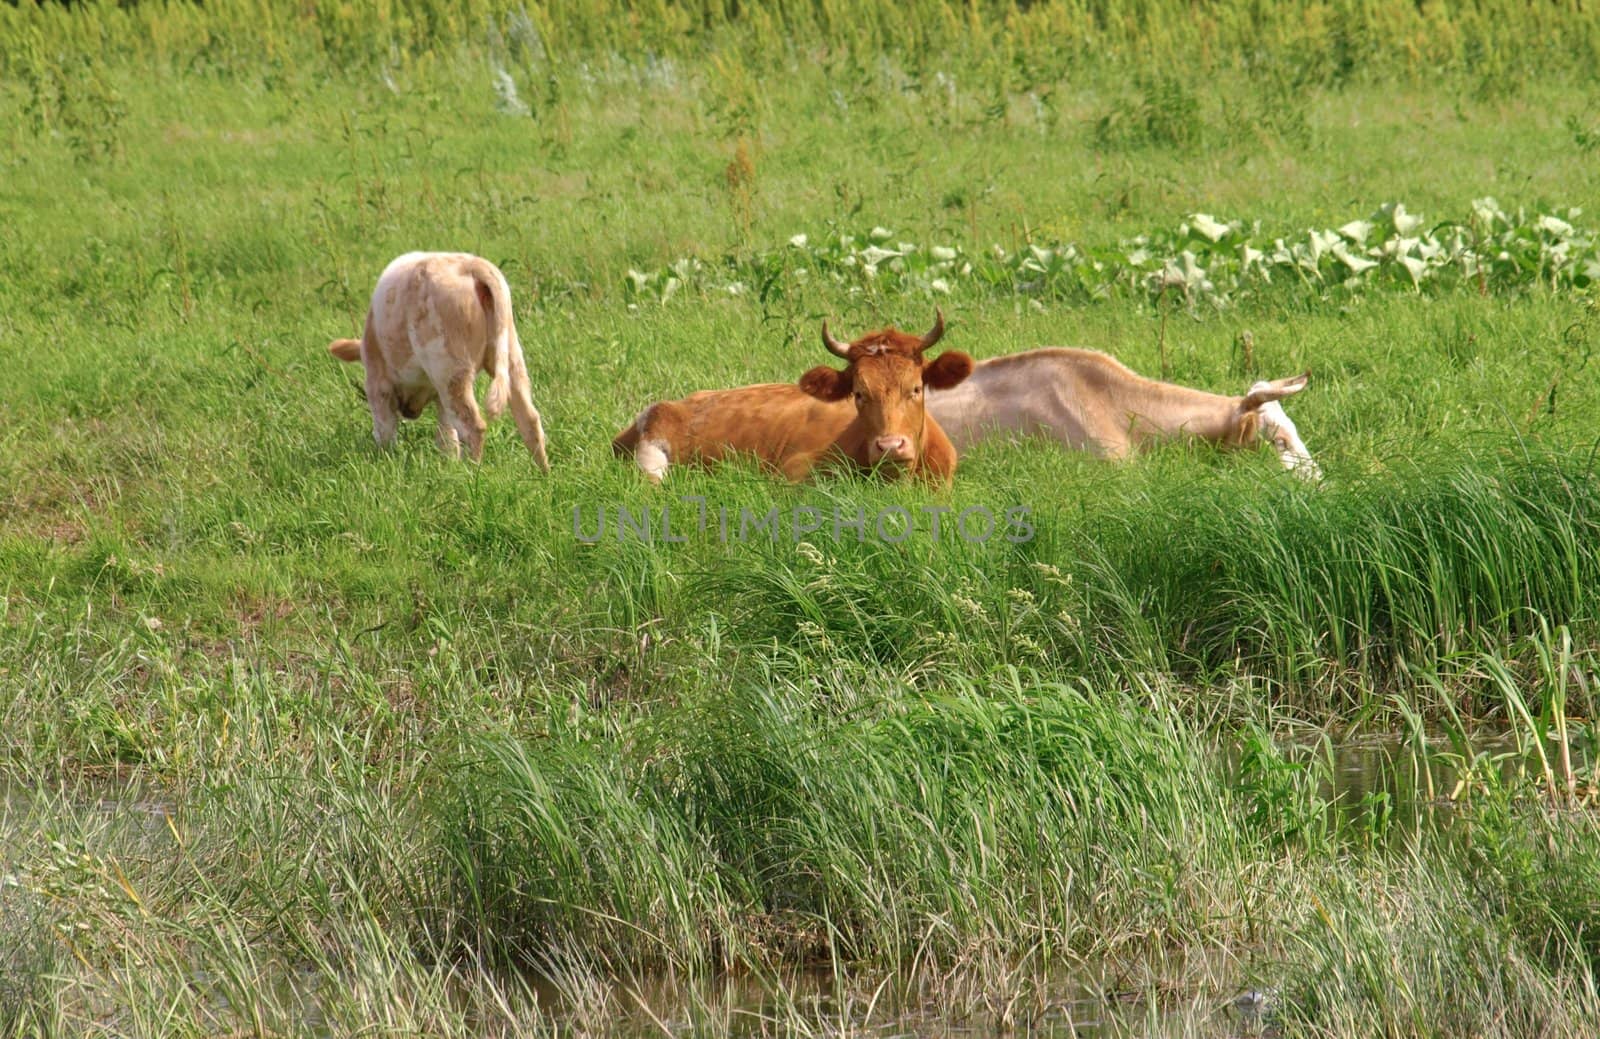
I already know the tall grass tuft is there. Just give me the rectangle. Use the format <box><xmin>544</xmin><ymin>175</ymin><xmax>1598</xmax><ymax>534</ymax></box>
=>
<box><xmin>431</xmin><ymin>672</ymin><xmax>1308</xmax><ymax>971</ymax></box>
<box><xmin>1283</xmin><ymin>801</ymin><xmax>1600</xmax><ymax>1037</ymax></box>
<box><xmin>695</xmin><ymin>446</ymin><xmax>1600</xmax><ymax>716</ymax></box>
<box><xmin>437</xmin><ymin>728</ymin><xmax>734</xmax><ymax>974</ymax></box>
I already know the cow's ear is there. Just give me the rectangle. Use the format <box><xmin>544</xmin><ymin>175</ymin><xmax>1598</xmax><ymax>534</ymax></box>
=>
<box><xmin>922</xmin><ymin>351</ymin><xmax>974</xmax><ymax>390</ymax></box>
<box><xmin>1242</xmin><ymin>371</ymin><xmax>1310</xmax><ymax>410</ymax></box>
<box><xmin>799</xmin><ymin>365</ymin><xmax>852</xmax><ymax>401</ymax></box>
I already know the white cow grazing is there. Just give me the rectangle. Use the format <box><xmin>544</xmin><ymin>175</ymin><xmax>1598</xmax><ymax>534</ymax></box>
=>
<box><xmin>329</xmin><ymin>252</ymin><xmax>550</xmax><ymax>468</ymax></box>
<box><xmin>927</xmin><ymin>347</ymin><xmax>1321</xmax><ymax>480</ymax></box>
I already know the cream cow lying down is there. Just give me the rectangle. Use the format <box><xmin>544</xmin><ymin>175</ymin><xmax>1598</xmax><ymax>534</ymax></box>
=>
<box><xmin>927</xmin><ymin>347</ymin><xmax>1321</xmax><ymax>480</ymax></box>
<box><xmin>329</xmin><ymin>252</ymin><xmax>550</xmax><ymax>468</ymax></box>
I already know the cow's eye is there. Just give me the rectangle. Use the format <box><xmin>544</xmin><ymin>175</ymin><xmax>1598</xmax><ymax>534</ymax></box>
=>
<box><xmin>910</xmin><ymin>385</ymin><xmax>923</xmax><ymax>399</ymax></box>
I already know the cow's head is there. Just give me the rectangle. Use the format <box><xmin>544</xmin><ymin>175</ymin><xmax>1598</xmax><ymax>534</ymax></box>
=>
<box><xmin>1234</xmin><ymin>373</ymin><xmax>1322</xmax><ymax>481</ymax></box>
<box><xmin>796</xmin><ymin>310</ymin><xmax>974</xmax><ymax>473</ymax></box>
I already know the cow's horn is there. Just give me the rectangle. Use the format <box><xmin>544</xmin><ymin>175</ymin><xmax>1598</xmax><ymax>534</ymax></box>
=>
<box><xmin>821</xmin><ymin>319</ymin><xmax>851</xmax><ymax>358</ymax></box>
<box><xmin>919</xmin><ymin>308</ymin><xmax>945</xmax><ymax>351</ymax></box>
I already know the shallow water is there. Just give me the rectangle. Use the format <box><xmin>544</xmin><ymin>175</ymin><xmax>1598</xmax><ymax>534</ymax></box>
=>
<box><xmin>2</xmin><ymin>724</ymin><xmax>1589</xmax><ymax>1039</ymax></box>
<box><xmin>1299</xmin><ymin>725</ymin><xmax>1593</xmax><ymax>834</ymax></box>
<box><xmin>578</xmin><ymin>961</ymin><xmax>1275</xmax><ymax>1039</ymax></box>
<box><xmin>1</xmin><ymin>768</ymin><xmax>176</xmax><ymax>831</ymax></box>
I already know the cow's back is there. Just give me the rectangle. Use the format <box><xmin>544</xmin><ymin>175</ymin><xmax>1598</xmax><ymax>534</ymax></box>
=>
<box><xmin>929</xmin><ymin>348</ymin><xmax>1120</xmax><ymax>452</ymax></box>
<box><xmin>929</xmin><ymin>347</ymin><xmax>1259</xmax><ymax>457</ymax></box>
<box><xmin>368</xmin><ymin>253</ymin><xmax>496</xmax><ymax>375</ymax></box>
<box><xmin>670</xmin><ymin>383</ymin><xmax>853</xmax><ymax>468</ymax></box>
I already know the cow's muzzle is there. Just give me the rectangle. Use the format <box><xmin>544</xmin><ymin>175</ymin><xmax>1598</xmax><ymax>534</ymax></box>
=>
<box><xmin>871</xmin><ymin>435</ymin><xmax>916</xmax><ymax>466</ymax></box>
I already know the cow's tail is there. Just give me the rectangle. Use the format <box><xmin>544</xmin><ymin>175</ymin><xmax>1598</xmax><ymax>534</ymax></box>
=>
<box><xmin>473</xmin><ymin>266</ymin><xmax>514</xmax><ymax>420</ymax></box>
<box><xmin>328</xmin><ymin>338</ymin><xmax>362</xmax><ymax>362</ymax></box>
<box><xmin>612</xmin><ymin>419</ymin><xmax>642</xmax><ymax>457</ymax></box>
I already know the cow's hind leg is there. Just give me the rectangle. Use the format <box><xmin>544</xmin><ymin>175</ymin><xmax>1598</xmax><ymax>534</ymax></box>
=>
<box><xmin>438</xmin><ymin>369</ymin><xmax>487</xmax><ymax>461</ymax></box>
<box><xmin>507</xmin><ymin>348</ymin><xmax>550</xmax><ymax>472</ymax></box>
<box><xmin>360</xmin><ymin>320</ymin><xmax>401</xmax><ymax>448</ymax></box>
<box><xmin>366</xmin><ymin>379</ymin><xmax>400</xmax><ymax>448</ymax></box>
<box><xmin>626</xmin><ymin>403</ymin><xmax>681</xmax><ymax>484</ymax></box>
<box><xmin>365</xmin><ymin>370</ymin><xmax>401</xmax><ymax>449</ymax></box>
<box><xmin>434</xmin><ymin>417</ymin><xmax>462</xmax><ymax>459</ymax></box>
<box><xmin>636</xmin><ymin>437</ymin><xmax>670</xmax><ymax>483</ymax></box>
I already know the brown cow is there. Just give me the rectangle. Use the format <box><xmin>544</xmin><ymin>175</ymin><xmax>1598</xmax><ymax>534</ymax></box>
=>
<box><xmin>927</xmin><ymin>347</ymin><xmax>1321</xmax><ymax>479</ymax></box>
<box><xmin>328</xmin><ymin>252</ymin><xmax>550</xmax><ymax>468</ymax></box>
<box><xmin>612</xmin><ymin>312</ymin><xmax>974</xmax><ymax>484</ymax></box>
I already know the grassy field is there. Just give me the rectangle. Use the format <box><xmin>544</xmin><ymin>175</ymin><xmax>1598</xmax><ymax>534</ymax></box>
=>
<box><xmin>3</xmin><ymin>1</ymin><xmax>1600</xmax><ymax>1035</ymax></box>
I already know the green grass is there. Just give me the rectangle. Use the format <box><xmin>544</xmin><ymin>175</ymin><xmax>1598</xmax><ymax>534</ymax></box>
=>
<box><xmin>3</xmin><ymin>2</ymin><xmax>1600</xmax><ymax>1036</ymax></box>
